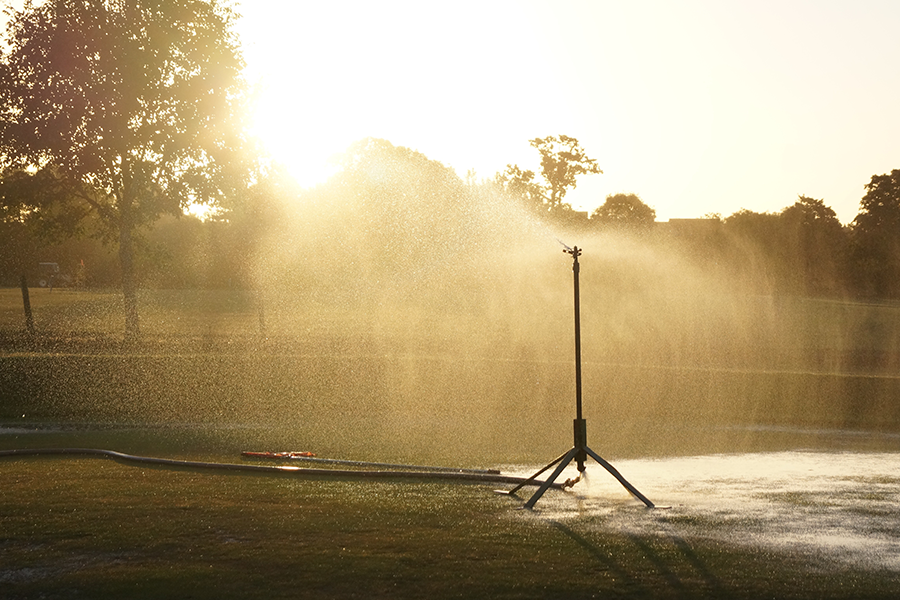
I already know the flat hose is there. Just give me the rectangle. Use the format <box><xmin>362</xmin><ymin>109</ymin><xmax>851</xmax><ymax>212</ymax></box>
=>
<box><xmin>0</xmin><ymin>447</ymin><xmax>566</xmax><ymax>489</ymax></box>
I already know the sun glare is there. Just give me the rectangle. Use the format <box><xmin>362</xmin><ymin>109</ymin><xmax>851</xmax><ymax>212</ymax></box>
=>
<box><xmin>234</xmin><ymin>0</ymin><xmax>900</xmax><ymax>223</ymax></box>
<box><xmin>248</xmin><ymin>91</ymin><xmax>343</xmax><ymax>189</ymax></box>
<box><xmin>0</xmin><ymin>1</ymin><xmax>896</xmax><ymax>222</ymax></box>
<box><xmin>237</xmin><ymin>1</ymin><xmax>563</xmax><ymax>193</ymax></box>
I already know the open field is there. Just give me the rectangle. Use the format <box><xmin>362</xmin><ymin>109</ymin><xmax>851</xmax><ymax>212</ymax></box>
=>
<box><xmin>3</xmin><ymin>288</ymin><xmax>900</xmax><ymax>597</ymax></box>
<box><xmin>4</xmin><ymin>288</ymin><xmax>900</xmax><ymax>455</ymax></box>
<box><xmin>2</xmin><ymin>428</ymin><xmax>900</xmax><ymax>599</ymax></box>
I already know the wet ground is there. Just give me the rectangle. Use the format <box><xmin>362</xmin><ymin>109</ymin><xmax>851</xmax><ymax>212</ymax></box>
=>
<box><xmin>507</xmin><ymin>448</ymin><xmax>900</xmax><ymax>574</ymax></box>
<box><xmin>3</xmin><ymin>422</ymin><xmax>900</xmax><ymax>577</ymax></box>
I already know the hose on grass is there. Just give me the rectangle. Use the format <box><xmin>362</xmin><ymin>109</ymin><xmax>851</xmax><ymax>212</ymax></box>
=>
<box><xmin>0</xmin><ymin>447</ymin><xmax>567</xmax><ymax>490</ymax></box>
<box><xmin>245</xmin><ymin>452</ymin><xmax>503</xmax><ymax>475</ymax></box>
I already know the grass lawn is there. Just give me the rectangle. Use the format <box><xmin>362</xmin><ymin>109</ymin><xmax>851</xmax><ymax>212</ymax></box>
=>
<box><xmin>3</xmin><ymin>288</ymin><xmax>900</xmax><ymax>597</ymax></box>
<box><xmin>2</xmin><ymin>451</ymin><xmax>899</xmax><ymax>600</ymax></box>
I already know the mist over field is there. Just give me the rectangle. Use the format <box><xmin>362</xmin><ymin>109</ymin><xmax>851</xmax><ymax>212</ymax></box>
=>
<box><xmin>4</xmin><ymin>141</ymin><xmax>900</xmax><ymax>464</ymax></box>
<box><xmin>6</xmin><ymin>5</ymin><xmax>900</xmax><ymax>597</ymax></box>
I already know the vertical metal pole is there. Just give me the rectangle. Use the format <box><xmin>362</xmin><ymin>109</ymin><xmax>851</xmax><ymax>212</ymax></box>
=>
<box><xmin>568</xmin><ymin>247</ymin><xmax>587</xmax><ymax>472</ymax></box>
<box><xmin>572</xmin><ymin>249</ymin><xmax>582</xmax><ymax>422</ymax></box>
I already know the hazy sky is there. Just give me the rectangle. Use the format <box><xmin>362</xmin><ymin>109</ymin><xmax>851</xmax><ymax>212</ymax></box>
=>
<box><xmin>1</xmin><ymin>1</ymin><xmax>896</xmax><ymax>223</ymax></box>
<box><xmin>239</xmin><ymin>0</ymin><xmax>900</xmax><ymax>223</ymax></box>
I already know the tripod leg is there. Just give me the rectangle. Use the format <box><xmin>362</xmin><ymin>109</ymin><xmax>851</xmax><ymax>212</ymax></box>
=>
<box><xmin>583</xmin><ymin>446</ymin><xmax>654</xmax><ymax>508</ymax></box>
<box><xmin>524</xmin><ymin>447</ymin><xmax>578</xmax><ymax>509</ymax></box>
<box><xmin>499</xmin><ymin>449</ymin><xmax>571</xmax><ymax>496</ymax></box>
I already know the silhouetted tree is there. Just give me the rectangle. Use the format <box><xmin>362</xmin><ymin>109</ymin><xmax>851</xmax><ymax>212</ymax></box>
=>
<box><xmin>0</xmin><ymin>219</ymin><xmax>39</xmax><ymax>287</ymax></box>
<box><xmin>495</xmin><ymin>164</ymin><xmax>544</xmax><ymax>212</ymax></box>
<box><xmin>722</xmin><ymin>209</ymin><xmax>785</xmax><ymax>292</ymax></box>
<box><xmin>496</xmin><ymin>135</ymin><xmax>601</xmax><ymax>220</ymax></box>
<box><xmin>591</xmin><ymin>193</ymin><xmax>656</xmax><ymax>230</ymax></box>
<box><xmin>336</xmin><ymin>137</ymin><xmax>469</xmax><ymax>253</ymax></box>
<box><xmin>139</xmin><ymin>213</ymin><xmax>206</xmax><ymax>289</ymax></box>
<box><xmin>0</xmin><ymin>0</ymin><xmax>253</xmax><ymax>338</ymax></box>
<box><xmin>0</xmin><ymin>166</ymin><xmax>116</xmax><ymax>286</ymax></box>
<box><xmin>850</xmin><ymin>169</ymin><xmax>900</xmax><ymax>297</ymax></box>
<box><xmin>718</xmin><ymin>201</ymin><xmax>848</xmax><ymax>295</ymax></box>
<box><xmin>215</xmin><ymin>165</ymin><xmax>300</xmax><ymax>293</ymax></box>
<box><xmin>0</xmin><ymin>190</ymin><xmax>119</xmax><ymax>289</ymax></box>
<box><xmin>780</xmin><ymin>196</ymin><xmax>847</xmax><ymax>295</ymax></box>
<box><xmin>301</xmin><ymin>138</ymin><xmax>482</xmax><ymax>303</ymax></box>
<box><xmin>0</xmin><ymin>170</ymin><xmax>40</xmax><ymax>286</ymax></box>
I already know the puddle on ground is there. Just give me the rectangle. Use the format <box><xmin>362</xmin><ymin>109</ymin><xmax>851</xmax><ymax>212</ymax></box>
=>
<box><xmin>506</xmin><ymin>451</ymin><xmax>900</xmax><ymax>571</ymax></box>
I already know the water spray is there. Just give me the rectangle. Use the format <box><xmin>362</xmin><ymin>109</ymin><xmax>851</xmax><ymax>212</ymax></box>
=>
<box><xmin>498</xmin><ymin>243</ymin><xmax>655</xmax><ymax>509</ymax></box>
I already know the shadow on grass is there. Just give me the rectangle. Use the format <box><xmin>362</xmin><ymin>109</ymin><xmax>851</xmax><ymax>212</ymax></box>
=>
<box><xmin>551</xmin><ymin>520</ymin><xmax>725</xmax><ymax>599</ymax></box>
<box><xmin>550</xmin><ymin>521</ymin><xmax>652</xmax><ymax>596</ymax></box>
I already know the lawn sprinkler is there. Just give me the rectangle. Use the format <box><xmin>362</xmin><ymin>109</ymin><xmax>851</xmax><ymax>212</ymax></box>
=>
<box><xmin>499</xmin><ymin>243</ymin><xmax>655</xmax><ymax>509</ymax></box>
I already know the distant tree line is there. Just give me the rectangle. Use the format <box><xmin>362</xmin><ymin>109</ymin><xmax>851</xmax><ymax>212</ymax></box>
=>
<box><xmin>496</xmin><ymin>137</ymin><xmax>900</xmax><ymax>299</ymax></box>
<box><xmin>3</xmin><ymin>1</ymin><xmax>900</xmax><ymax>342</ymax></box>
<box><xmin>4</xmin><ymin>132</ymin><xmax>900</xmax><ymax>304</ymax></box>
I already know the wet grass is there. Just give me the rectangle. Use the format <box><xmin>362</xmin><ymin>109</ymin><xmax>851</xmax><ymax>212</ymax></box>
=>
<box><xmin>4</xmin><ymin>289</ymin><xmax>900</xmax><ymax>596</ymax></box>
<box><xmin>7</xmin><ymin>288</ymin><xmax>900</xmax><ymax>450</ymax></box>
<box><xmin>758</xmin><ymin>491</ymin><xmax>829</xmax><ymax>507</ymax></box>
<box><xmin>2</xmin><ymin>454</ymin><xmax>900</xmax><ymax>599</ymax></box>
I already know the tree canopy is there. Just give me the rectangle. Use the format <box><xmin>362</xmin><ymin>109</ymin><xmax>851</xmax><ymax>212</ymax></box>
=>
<box><xmin>850</xmin><ymin>169</ymin><xmax>900</xmax><ymax>296</ymax></box>
<box><xmin>496</xmin><ymin>135</ymin><xmax>601</xmax><ymax>217</ymax></box>
<box><xmin>306</xmin><ymin>138</ymin><xmax>477</xmax><ymax>295</ymax></box>
<box><xmin>591</xmin><ymin>193</ymin><xmax>656</xmax><ymax>229</ymax></box>
<box><xmin>0</xmin><ymin>0</ymin><xmax>253</xmax><ymax>337</ymax></box>
<box><xmin>854</xmin><ymin>170</ymin><xmax>900</xmax><ymax>233</ymax></box>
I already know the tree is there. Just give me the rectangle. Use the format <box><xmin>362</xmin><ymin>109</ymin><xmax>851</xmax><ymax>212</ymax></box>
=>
<box><xmin>591</xmin><ymin>193</ymin><xmax>656</xmax><ymax>229</ymax></box>
<box><xmin>0</xmin><ymin>0</ymin><xmax>253</xmax><ymax>338</ymax></box>
<box><xmin>719</xmin><ymin>208</ymin><xmax>784</xmax><ymax>292</ymax></box>
<box><xmin>0</xmin><ymin>218</ymin><xmax>40</xmax><ymax>287</ymax></box>
<box><xmin>297</xmin><ymin>138</ymin><xmax>483</xmax><ymax>304</ymax></box>
<box><xmin>337</xmin><ymin>138</ymin><xmax>470</xmax><ymax>265</ymax></box>
<box><xmin>495</xmin><ymin>164</ymin><xmax>544</xmax><ymax>212</ymax></box>
<box><xmin>496</xmin><ymin>135</ymin><xmax>601</xmax><ymax>218</ymax></box>
<box><xmin>213</xmin><ymin>164</ymin><xmax>300</xmax><ymax>335</ymax></box>
<box><xmin>850</xmin><ymin>169</ymin><xmax>900</xmax><ymax>297</ymax></box>
<box><xmin>780</xmin><ymin>196</ymin><xmax>847</xmax><ymax>295</ymax></box>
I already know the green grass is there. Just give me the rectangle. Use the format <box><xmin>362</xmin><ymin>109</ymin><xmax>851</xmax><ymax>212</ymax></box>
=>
<box><xmin>2</xmin><ymin>454</ymin><xmax>899</xmax><ymax>600</ymax></box>
<box><xmin>4</xmin><ymin>287</ymin><xmax>900</xmax><ymax>460</ymax></box>
<box><xmin>3</xmin><ymin>288</ymin><xmax>900</xmax><ymax>597</ymax></box>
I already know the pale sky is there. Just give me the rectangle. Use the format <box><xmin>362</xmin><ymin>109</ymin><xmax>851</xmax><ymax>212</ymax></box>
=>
<box><xmin>238</xmin><ymin>0</ymin><xmax>900</xmax><ymax>224</ymax></box>
<box><xmin>1</xmin><ymin>1</ymin><xmax>897</xmax><ymax>223</ymax></box>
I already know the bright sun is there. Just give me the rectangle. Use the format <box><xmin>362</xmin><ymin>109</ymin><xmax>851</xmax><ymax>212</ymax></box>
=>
<box><xmin>235</xmin><ymin>1</ymin><xmax>900</xmax><ymax>224</ymax></box>
<box><xmin>236</xmin><ymin>1</ymin><xmax>565</xmax><ymax>193</ymax></box>
<box><xmin>249</xmin><ymin>90</ymin><xmax>343</xmax><ymax>189</ymax></box>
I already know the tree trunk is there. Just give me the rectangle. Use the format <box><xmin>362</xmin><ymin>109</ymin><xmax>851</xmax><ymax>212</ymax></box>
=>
<box><xmin>20</xmin><ymin>274</ymin><xmax>35</xmax><ymax>336</ymax></box>
<box><xmin>118</xmin><ymin>193</ymin><xmax>140</xmax><ymax>340</ymax></box>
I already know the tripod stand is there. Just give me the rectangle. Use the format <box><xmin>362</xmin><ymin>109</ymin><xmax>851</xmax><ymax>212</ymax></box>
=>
<box><xmin>503</xmin><ymin>245</ymin><xmax>655</xmax><ymax>509</ymax></box>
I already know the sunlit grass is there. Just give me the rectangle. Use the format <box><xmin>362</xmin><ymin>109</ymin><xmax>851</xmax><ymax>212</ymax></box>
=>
<box><xmin>4</xmin><ymin>288</ymin><xmax>900</xmax><ymax>463</ymax></box>
<box><xmin>3</xmin><ymin>455</ymin><xmax>899</xmax><ymax>599</ymax></box>
<box><xmin>3</xmin><ymin>288</ymin><xmax>900</xmax><ymax>597</ymax></box>
<box><xmin>0</xmin><ymin>287</ymin><xmax>502</xmax><ymax>348</ymax></box>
